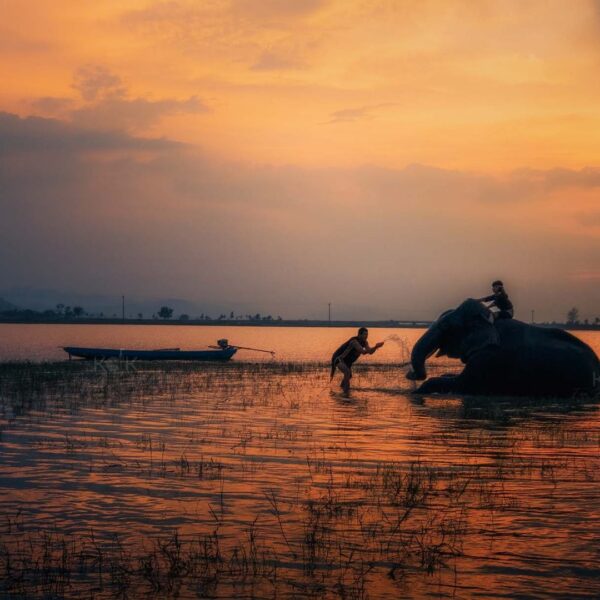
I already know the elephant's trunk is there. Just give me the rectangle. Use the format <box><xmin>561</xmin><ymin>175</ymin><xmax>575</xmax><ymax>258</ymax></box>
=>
<box><xmin>407</xmin><ymin>325</ymin><xmax>442</xmax><ymax>380</ymax></box>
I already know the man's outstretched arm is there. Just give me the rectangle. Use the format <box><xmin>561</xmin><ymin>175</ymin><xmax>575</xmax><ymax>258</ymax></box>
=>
<box><xmin>364</xmin><ymin>341</ymin><xmax>384</xmax><ymax>355</ymax></box>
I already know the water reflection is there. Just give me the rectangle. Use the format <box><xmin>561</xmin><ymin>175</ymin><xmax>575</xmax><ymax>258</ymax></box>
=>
<box><xmin>0</xmin><ymin>323</ymin><xmax>421</xmax><ymax>362</ymax></box>
<box><xmin>1</xmin><ymin>323</ymin><xmax>598</xmax><ymax>365</ymax></box>
<box><xmin>1</xmin><ymin>362</ymin><xmax>599</xmax><ymax>597</ymax></box>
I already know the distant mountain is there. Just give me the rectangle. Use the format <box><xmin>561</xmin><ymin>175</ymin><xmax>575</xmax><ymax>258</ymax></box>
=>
<box><xmin>0</xmin><ymin>297</ymin><xmax>18</xmax><ymax>312</ymax></box>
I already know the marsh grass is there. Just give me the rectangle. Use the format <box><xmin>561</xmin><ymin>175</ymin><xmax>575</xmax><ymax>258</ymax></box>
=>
<box><xmin>0</xmin><ymin>461</ymin><xmax>469</xmax><ymax>598</ymax></box>
<box><xmin>1</xmin><ymin>361</ymin><xmax>599</xmax><ymax>598</ymax></box>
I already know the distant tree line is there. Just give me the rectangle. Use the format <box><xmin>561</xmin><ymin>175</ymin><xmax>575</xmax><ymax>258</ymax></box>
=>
<box><xmin>153</xmin><ymin>306</ymin><xmax>283</xmax><ymax>322</ymax></box>
<box><xmin>0</xmin><ymin>302</ymin><xmax>284</xmax><ymax>322</ymax></box>
<box><xmin>0</xmin><ymin>303</ymin><xmax>88</xmax><ymax>320</ymax></box>
<box><xmin>565</xmin><ymin>307</ymin><xmax>600</xmax><ymax>327</ymax></box>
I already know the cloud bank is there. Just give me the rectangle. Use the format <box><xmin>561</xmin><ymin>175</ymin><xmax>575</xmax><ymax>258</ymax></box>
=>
<box><xmin>1</xmin><ymin>111</ymin><xmax>599</xmax><ymax>320</ymax></box>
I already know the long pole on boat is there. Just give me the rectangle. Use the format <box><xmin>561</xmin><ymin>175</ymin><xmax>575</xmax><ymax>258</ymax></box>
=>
<box><xmin>209</xmin><ymin>343</ymin><xmax>276</xmax><ymax>355</ymax></box>
<box><xmin>234</xmin><ymin>345</ymin><xmax>276</xmax><ymax>355</ymax></box>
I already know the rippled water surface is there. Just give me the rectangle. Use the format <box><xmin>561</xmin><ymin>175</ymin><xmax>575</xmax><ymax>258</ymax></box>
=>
<box><xmin>1</xmin><ymin>326</ymin><xmax>599</xmax><ymax>598</ymax></box>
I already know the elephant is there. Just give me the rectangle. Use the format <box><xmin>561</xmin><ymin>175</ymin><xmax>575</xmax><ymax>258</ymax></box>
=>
<box><xmin>406</xmin><ymin>299</ymin><xmax>600</xmax><ymax>397</ymax></box>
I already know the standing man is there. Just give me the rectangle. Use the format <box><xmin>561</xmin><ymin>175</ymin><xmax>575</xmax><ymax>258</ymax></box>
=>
<box><xmin>478</xmin><ymin>280</ymin><xmax>514</xmax><ymax>320</ymax></box>
<box><xmin>330</xmin><ymin>327</ymin><xmax>384</xmax><ymax>394</ymax></box>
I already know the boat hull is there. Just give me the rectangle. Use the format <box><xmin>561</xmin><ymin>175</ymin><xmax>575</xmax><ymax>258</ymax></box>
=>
<box><xmin>63</xmin><ymin>346</ymin><xmax>237</xmax><ymax>361</ymax></box>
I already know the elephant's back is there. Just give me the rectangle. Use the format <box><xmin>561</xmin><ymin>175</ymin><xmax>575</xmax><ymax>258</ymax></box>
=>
<box><xmin>497</xmin><ymin>319</ymin><xmax>598</xmax><ymax>357</ymax></box>
<box><xmin>522</xmin><ymin>343</ymin><xmax>597</xmax><ymax>395</ymax></box>
<box><xmin>495</xmin><ymin>319</ymin><xmax>599</xmax><ymax>394</ymax></box>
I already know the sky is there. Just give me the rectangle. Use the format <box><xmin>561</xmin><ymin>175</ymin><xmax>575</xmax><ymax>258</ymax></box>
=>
<box><xmin>1</xmin><ymin>0</ymin><xmax>600</xmax><ymax>320</ymax></box>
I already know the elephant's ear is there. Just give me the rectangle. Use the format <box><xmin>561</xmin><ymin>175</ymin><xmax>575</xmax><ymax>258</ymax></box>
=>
<box><xmin>451</xmin><ymin>299</ymin><xmax>499</xmax><ymax>360</ymax></box>
<box><xmin>460</xmin><ymin>319</ymin><xmax>499</xmax><ymax>360</ymax></box>
<box><xmin>436</xmin><ymin>309</ymin><xmax>461</xmax><ymax>333</ymax></box>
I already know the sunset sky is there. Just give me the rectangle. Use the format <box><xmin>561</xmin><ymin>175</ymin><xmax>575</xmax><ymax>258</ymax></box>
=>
<box><xmin>2</xmin><ymin>0</ymin><xmax>600</xmax><ymax>320</ymax></box>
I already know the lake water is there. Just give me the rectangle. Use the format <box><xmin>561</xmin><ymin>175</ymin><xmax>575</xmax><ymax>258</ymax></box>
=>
<box><xmin>1</xmin><ymin>325</ymin><xmax>599</xmax><ymax>598</ymax></box>
<box><xmin>0</xmin><ymin>323</ymin><xmax>420</xmax><ymax>363</ymax></box>
<box><xmin>0</xmin><ymin>323</ymin><xmax>599</xmax><ymax>363</ymax></box>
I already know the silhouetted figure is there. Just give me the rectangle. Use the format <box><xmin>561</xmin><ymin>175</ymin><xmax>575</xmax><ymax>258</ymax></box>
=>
<box><xmin>330</xmin><ymin>327</ymin><xmax>384</xmax><ymax>394</ymax></box>
<box><xmin>478</xmin><ymin>280</ymin><xmax>513</xmax><ymax>320</ymax></box>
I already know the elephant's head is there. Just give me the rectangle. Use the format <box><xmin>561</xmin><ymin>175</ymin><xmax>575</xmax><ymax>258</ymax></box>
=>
<box><xmin>406</xmin><ymin>299</ymin><xmax>498</xmax><ymax>381</ymax></box>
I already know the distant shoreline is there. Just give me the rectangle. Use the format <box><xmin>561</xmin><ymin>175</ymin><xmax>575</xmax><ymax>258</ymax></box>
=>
<box><xmin>0</xmin><ymin>317</ymin><xmax>598</xmax><ymax>331</ymax></box>
<box><xmin>0</xmin><ymin>317</ymin><xmax>431</xmax><ymax>328</ymax></box>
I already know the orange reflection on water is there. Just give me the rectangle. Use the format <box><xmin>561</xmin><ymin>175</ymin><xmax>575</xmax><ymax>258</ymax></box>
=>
<box><xmin>0</xmin><ymin>323</ymin><xmax>420</xmax><ymax>362</ymax></box>
<box><xmin>1</xmin><ymin>354</ymin><xmax>600</xmax><ymax>598</ymax></box>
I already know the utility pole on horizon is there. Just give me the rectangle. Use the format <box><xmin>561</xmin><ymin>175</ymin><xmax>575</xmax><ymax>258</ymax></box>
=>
<box><xmin>531</xmin><ymin>309</ymin><xmax>535</xmax><ymax>324</ymax></box>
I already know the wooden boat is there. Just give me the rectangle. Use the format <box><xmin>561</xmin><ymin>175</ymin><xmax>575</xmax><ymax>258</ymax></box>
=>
<box><xmin>62</xmin><ymin>346</ymin><xmax>237</xmax><ymax>361</ymax></box>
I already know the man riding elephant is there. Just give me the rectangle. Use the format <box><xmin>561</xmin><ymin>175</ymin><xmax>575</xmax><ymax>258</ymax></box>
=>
<box><xmin>406</xmin><ymin>299</ymin><xmax>599</xmax><ymax>397</ymax></box>
<box><xmin>477</xmin><ymin>280</ymin><xmax>513</xmax><ymax>320</ymax></box>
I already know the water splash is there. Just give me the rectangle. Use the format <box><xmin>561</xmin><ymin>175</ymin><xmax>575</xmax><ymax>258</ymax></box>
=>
<box><xmin>382</xmin><ymin>334</ymin><xmax>411</xmax><ymax>363</ymax></box>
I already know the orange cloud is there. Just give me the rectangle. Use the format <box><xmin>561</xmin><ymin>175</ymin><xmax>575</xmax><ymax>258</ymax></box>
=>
<box><xmin>2</xmin><ymin>1</ymin><xmax>600</xmax><ymax>170</ymax></box>
<box><xmin>26</xmin><ymin>64</ymin><xmax>208</xmax><ymax>133</ymax></box>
